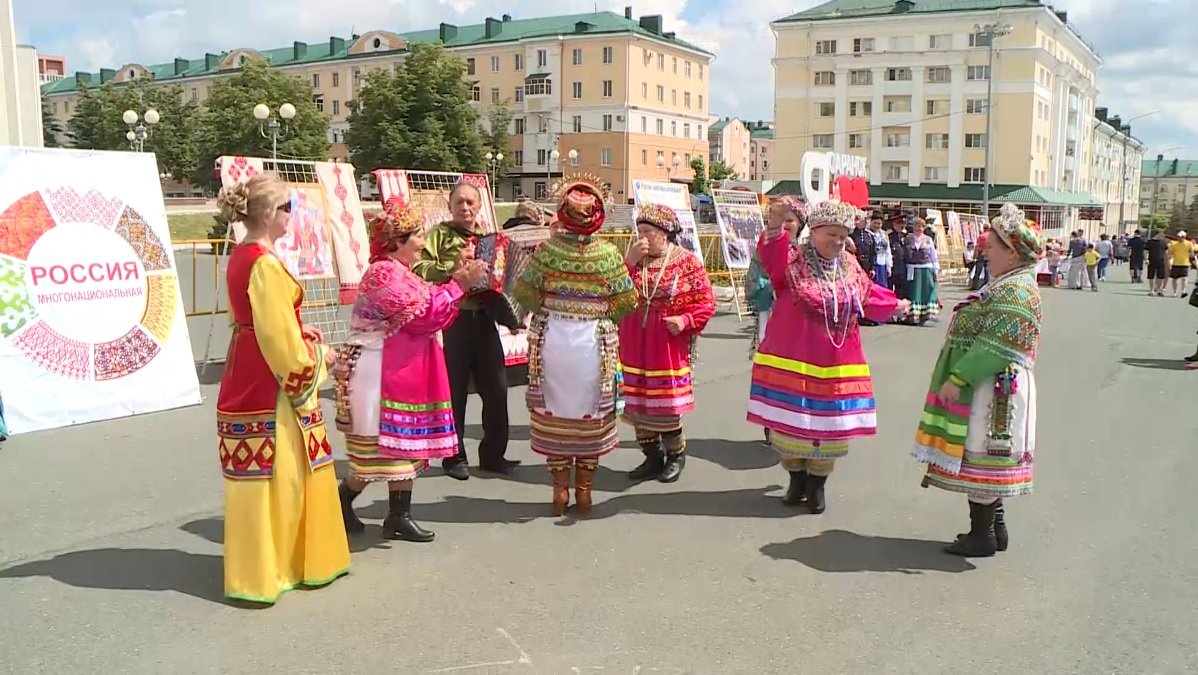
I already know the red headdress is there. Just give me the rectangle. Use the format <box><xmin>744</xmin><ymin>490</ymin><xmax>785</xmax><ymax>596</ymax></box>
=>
<box><xmin>551</xmin><ymin>173</ymin><xmax>609</xmax><ymax>236</ymax></box>
<box><xmin>368</xmin><ymin>200</ymin><xmax>424</xmax><ymax>262</ymax></box>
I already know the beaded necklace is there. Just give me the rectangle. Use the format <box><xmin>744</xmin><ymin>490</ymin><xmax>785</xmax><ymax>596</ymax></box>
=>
<box><xmin>802</xmin><ymin>243</ymin><xmax>861</xmax><ymax>349</ymax></box>
<box><xmin>639</xmin><ymin>244</ymin><xmax>674</xmax><ymax>326</ymax></box>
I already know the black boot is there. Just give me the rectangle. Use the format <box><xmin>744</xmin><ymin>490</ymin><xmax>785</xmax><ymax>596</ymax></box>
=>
<box><xmin>338</xmin><ymin>481</ymin><xmax>365</xmax><ymax>534</ymax></box>
<box><xmin>782</xmin><ymin>471</ymin><xmax>808</xmax><ymax>506</ymax></box>
<box><xmin>659</xmin><ymin>453</ymin><xmax>686</xmax><ymax>483</ymax></box>
<box><xmin>993</xmin><ymin>500</ymin><xmax>1009</xmax><ymax>552</ymax></box>
<box><xmin>804</xmin><ymin>474</ymin><xmax>828</xmax><ymax>514</ymax></box>
<box><xmin>629</xmin><ymin>444</ymin><xmax>665</xmax><ymax>481</ymax></box>
<box><xmin>382</xmin><ymin>490</ymin><xmax>435</xmax><ymax>543</ymax></box>
<box><xmin>1184</xmin><ymin>347</ymin><xmax>1198</xmax><ymax>363</ymax></box>
<box><xmin>945</xmin><ymin>501</ymin><xmax>998</xmax><ymax>557</ymax></box>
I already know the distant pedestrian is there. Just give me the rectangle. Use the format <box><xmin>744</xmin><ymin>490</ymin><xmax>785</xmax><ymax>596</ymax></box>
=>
<box><xmin>1146</xmin><ymin>231</ymin><xmax>1168</xmax><ymax>296</ymax></box>
<box><xmin>1127</xmin><ymin>229</ymin><xmax>1146</xmax><ymax>283</ymax></box>
<box><xmin>1084</xmin><ymin>244</ymin><xmax>1100</xmax><ymax>292</ymax></box>
<box><xmin>1066</xmin><ymin>230</ymin><xmax>1089</xmax><ymax>289</ymax></box>
<box><xmin>1095</xmin><ymin>234</ymin><xmax>1112</xmax><ymax>281</ymax></box>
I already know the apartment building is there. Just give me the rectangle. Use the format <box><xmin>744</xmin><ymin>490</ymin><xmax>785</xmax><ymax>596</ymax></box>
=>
<box><xmin>1140</xmin><ymin>158</ymin><xmax>1198</xmax><ymax>222</ymax></box>
<box><xmin>37</xmin><ymin>54</ymin><xmax>65</xmax><ymax>83</ymax></box>
<box><xmin>40</xmin><ymin>7</ymin><xmax>713</xmax><ymax>203</ymax></box>
<box><xmin>708</xmin><ymin>117</ymin><xmax>751</xmax><ymax>179</ymax></box>
<box><xmin>748</xmin><ymin>120</ymin><xmax>774</xmax><ymax>181</ymax></box>
<box><xmin>771</xmin><ymin>0</ymin><xmax>1104</xmax><ymax>233</ymax></box>
<box><xmin>1089</xmin><ymin>107</ymin><xmax>1144</xmax><ymax>233</ymax></box>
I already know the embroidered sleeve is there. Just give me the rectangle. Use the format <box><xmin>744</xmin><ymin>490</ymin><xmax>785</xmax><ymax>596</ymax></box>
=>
<box><xmin>603</xmin><ymin>243</ymin><xmax>639</xmax><ymax>322</ymax></box>
<box><xmin>351</xmin><ymin>260</ymin><xmax>432</xmax><ymax>335</ymax></box>
<box><xmin>512</xmin><ymin>243</ymin><xmax>550</xmax><ymax>314</ymax></box>
<box><xmin>404</xmin><ymin>280</ymin><xmax>466</xmax><ymax>335</ymax></box>
<box><xmin>247</xmin><ymin>255</ymin><xmax>325</xmax><ymax>408</ymax></box>
<box><xmin>862</xmin><ymin>282</ymin><xmax>900</xmax><ymax>323</ymax></box>
<box><xmin>931</xmin><ymin>244</ymin><xmax>940</xmax><ymax>273</ymax></box>
<box><xmin>675</xmin><ymin>253</ymin><xmax>716</xmax><ymax>333</ymax></box>
<box><xmin>410</xmin><ymin>225</ymin><xmax>461</xmax><ymax>284</ymax></box>
<box><xmin>756</xmin><ymin>229</ymin><xmax>791</xmax><ymax>290</ymax></box>
<box><xmin>950</xmin><ymin>281</ymin><xmax>1041</xmax><ymax>387</ymax></box>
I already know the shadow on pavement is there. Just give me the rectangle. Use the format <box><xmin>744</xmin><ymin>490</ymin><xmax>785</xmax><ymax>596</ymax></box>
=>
<box><xmin>195</xmin><ymin>360</ymin><xmax>226</xmax><ymax>386</ymax></box>
<box><xmin>759</xmin><ymin>529</ymin><xmax>976</xmax><ymax>574</ymax></box>
<box><xmin>464</xmin><ymin>423</ymin><xmax>530</xmax><ymax>442</ymax></box>
<box><xmin>687</xmin><ymin>438</ymin><xmax>777</xmax><ymax>471</ymax></box>
<box><xmin>356</xmin><ymin>485</ymin><xmax>794</xmax><ymax>524</ymax></box>
<box><xmin>1119</xmin><ymin>357</ymin><xmax>1191</xmax><ymax>371</ymax></box>
<box><xmin>0</xmin><ymin>548</ymin><xmax>226</xmax><ymax>603</ymax></box>
<box><xmin>181</xmin><ymin>516</ymin><xmax>393</xmax><ymax>555</ymax></box>
<box><xmin>464</xmin><ymin>462</ymin><xmax>638</xmax><ymax>493</ymax></box>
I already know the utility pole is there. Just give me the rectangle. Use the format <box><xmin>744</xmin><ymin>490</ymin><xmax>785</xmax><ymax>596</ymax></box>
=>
<box><xmin>977</xmin><ymin>22</ymin><xmax>1011</xmax><ymax>221</ymax></box>
<box><xmin>1150</xmin><ymin>153</ymin><xmax>1163</xmax><ymax>236</ymax></box>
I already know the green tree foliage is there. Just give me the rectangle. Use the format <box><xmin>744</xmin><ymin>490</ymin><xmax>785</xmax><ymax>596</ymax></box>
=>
<box><xmin>1168</xmin><ymin>201</ymin><xmax>1187</xmax><ymax>231</ymax></box>
<box><xmin>41</xmin><ymin>94</ymin><xmax>62</xmax><ymax>147</ymax></box>
<box><xmin>1184</xmin><ymin>195</ymin><xmax>1198</xmax><ymax>234</ymax></box>
<box><xmin>689</xmin><ymin>157</ymin><xmax>709</xmax><ymax>197</ymax></box>
<box><xmin>708</xmin><ymin>158</ymin><xmax>737</xmax><ymax>181</ymax></box>
<box><xmin>65</xmin><ymin>81</ymin><xmax>201</xmax><ymax>180</ymax></box>
<box><xmin>196</xmin><ymin>59</ymin><xmax>328</xmax><ymax>188</ymax></box>
<box><xmin>345</xmin><ymin>43</ymin><xmax>484</xmax><ymax>176</ymax></box>
<box><xmin>480</xmin><ymin>101</ymin><xmax>514</xmax><ymax>191</ymax></box>
<box><xmin>1139</xmin><ymin>213</ymin><xmax>1168</xmax><ymax>236</ymax></box>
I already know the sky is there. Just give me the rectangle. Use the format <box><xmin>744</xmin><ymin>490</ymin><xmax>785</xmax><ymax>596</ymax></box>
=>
<box><xmin>13</xmin><ymin>0</ymin><xmax>1194</xmax><ymax>161</ymax></box>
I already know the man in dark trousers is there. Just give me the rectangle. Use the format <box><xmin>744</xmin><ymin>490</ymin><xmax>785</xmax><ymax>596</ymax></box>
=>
<box><xmin>849</xmin><ymin>212</ymin><xmax>879</xmax><ymax>325</ymax></box>
<box><xmin>412</xmin><ymin>182</ymin><xmax>518</xmax><ymax>480</ymax></box>
<box><xmin>1127</xmin><ymin>229</ymin><xmax>1146</xmax><ymax>283</ymax></box>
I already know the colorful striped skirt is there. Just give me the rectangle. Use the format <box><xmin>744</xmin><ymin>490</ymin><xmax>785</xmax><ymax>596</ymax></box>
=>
<box><xmin>746</xmin><ymin>351</ymin><xmax>878</xmax><ymax>451</ymax></box>
<box><xmin>906</xmin><ymin>266</ymin><xmax>939</xmax><ymax>325</ymax></box>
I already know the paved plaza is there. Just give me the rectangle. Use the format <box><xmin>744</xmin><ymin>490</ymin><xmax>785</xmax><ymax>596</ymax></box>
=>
<box><xmin>2</xmin><ymin>265</ymin><xmax>1196</xmax><ymax>674</ymax></box>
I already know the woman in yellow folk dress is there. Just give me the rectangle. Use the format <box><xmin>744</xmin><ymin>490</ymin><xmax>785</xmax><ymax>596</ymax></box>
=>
<box><xmin>215</xmin><ymin>173</ymin><xmax>349</xmax><ymax>605</ymax></box>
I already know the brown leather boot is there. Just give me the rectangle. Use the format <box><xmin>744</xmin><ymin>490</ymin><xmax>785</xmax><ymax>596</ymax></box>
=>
<box><xmin>551</xmin><ymin>468</ymin><xmax>571</xmax><ymax>516</ymax></box>
<box><xmin>574</xmin><ymin>463</ymin><xmax>596</xmax><ymax>518</ymax></box>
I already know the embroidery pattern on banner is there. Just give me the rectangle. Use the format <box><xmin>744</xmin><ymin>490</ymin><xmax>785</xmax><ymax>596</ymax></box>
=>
<box><xmin>0</xmin><ymin>192</ymin><xmax>56</xmax><ymax>259</ymax></box>
<box><xmin>44</xmin><ymin>187</ymin><xmax>124</xmax><ymax>229</ymax></box>
<box><xmin>115</xmin><ymin>206</ymin><xmax>171</xmax><ymax>272</ymax></box>
<box><xmin>141</xmin><ymin>273</ymin><xmax>178</xmax><ymax>344</ymax></box>
<box><xmin>94</xmin><ymin>326</ymin><xmax>161</xmax><ymax>381</ymax></box>
<box><xmin>0</xmin><ymin>255</ymin><xmax>35</xmax><ymax>339</ymax></box>
<box><xmin>330</xmin><ymin>165</ymin><xmax>363</xmax><ymax>272</ymax></box>
<box><xmin>11</xmin><ymin>319</ymin><xmax>91</xmax><ymax>380</ymax></box>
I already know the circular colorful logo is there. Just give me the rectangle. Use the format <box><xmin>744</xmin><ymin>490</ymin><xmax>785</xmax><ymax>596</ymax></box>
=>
<box><xmin>0</xmin><ymin>187</ymin><xmax>178</xmax><ymax>381</ymax></box>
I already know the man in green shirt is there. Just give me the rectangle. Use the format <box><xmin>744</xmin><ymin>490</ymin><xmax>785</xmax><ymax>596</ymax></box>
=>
<box><xmin>412</xmin><ymin>181</ymin><xmax>517</xmax><ymax>480</ymax></box>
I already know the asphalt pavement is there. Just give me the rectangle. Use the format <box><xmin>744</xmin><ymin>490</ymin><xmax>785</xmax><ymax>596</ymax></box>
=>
<box><xmin>1</xmin><ymin>263</ymin><xmax>1196</xmax><ymax>674</ymax></box>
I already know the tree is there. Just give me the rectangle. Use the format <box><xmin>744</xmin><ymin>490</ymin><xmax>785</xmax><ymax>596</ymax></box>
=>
<box><xmin>196</xmin><ymin>59</ymin><xmax>328</xmax><ymax>188</ymax></box>
<box><xmin>65</xmin><ymin>81</ymin><xmax>201</xmax><ymax>180</ymax></box>
<box><xmin>708</xmin><ymin>158</ymin><xmax>737</xmax><ymax>181</ymax></box>
<box><xmin>479</xmin><ymin>101</ymin><xmax>514</xmax><ymax>191</ymax></box>
<box><xmin>41</xmin><ymin>95</ymin><xmax>62</xmax><ymax>147</ymax></box>
<box><xmin>1169</xmin><ymin>201</ymin><xmax>1187</xmax><ymax>231</ymax></box>
<box><xmin>1140</xmin><ymin>213</ymin><xmax>1168</xmax><ymax>236</ymax></box>
<box><xmin>1184</xmin><ymin>195</ymin><xmax>1198</xmax><ymax>234</ymax></box>
<box><xmin>345</xmin><ymin>43</ymin><xmax>484</xmax><ymax>176</ymax></box>
<box><xmin>689</xmin><ymin>157</ymin><xmax>709</xmax><ymax>197</ymax></box>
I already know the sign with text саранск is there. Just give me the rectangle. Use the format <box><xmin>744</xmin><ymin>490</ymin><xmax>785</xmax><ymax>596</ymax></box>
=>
<box><xmin>800</xmin><ymin>151</ymin><xmax>870</xmax><ymax>208</ymax></box>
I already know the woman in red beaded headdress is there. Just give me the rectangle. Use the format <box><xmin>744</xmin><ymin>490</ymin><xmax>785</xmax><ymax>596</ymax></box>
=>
<box><xmin>334</xmin><ymin>203</ymin><xmax>487</xmax><ymax>542</ymax></box>
<box><xmin>619</xmin><ymin>204</ymin><xmax>717</xmax><ymax>485</ymax></box>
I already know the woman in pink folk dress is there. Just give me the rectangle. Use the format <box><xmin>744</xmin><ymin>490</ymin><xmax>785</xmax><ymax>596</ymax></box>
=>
<box><xmin>334</xmin><ymin>205</ymin><xmax>487</xmax><ymax>542</ymax></box>
<box><xmin>746</xmin><ymin>200</ymin><xmax>910</xmax><ymax>514</ymax></box>
<box><xmin>619</xmin><ymin>204</ymin><xmax>717</xmax><ymax>485</ymax></box>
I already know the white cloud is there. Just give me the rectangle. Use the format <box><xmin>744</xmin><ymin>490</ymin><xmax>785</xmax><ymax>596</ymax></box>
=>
<box><xmin>13</xmin><ymin>0</ymin><xmax>1192</xmax><ymax>156</ymax></box>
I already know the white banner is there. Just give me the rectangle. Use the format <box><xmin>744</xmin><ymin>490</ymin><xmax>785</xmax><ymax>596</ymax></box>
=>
<box><xmin>631</xmin><ymin>180</ymin><xmax>704</xmax><ymax>266</ymax></box>
<box><xmin>0</xmin><ymin>147</ymin><xmax>201</xmax><ymax>433</ymax></box>
<box><xmin>712</xmin><ymin>189</ymin><xmax>764</xmax><ymax>270</ymax></box>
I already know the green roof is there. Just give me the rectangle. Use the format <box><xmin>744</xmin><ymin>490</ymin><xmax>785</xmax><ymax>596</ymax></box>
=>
<box><xmin>767</xmin><ymin>180</ymin><xmax>1098</xmax><ymax>206</ymax></box>
<box><xmin>777</xmin><ymin>0</ymin><xmax>1044</xmax><ymax>23</ymax></box>
<box><xmin>750</xmin><ymin>126</ymin><xmax>774</xmax><ymax>140</ymax></box>
<box><xmin>1142</xmin><ymin>159</ymin><xmax>1198</xmax><ymax>178</ymax></box>
<box><xmin>709</xmin><ymin>118</ymin><xmax>734</xmax><ymax>134</ymax></box>
<box><xmin>43</xmin><ymin>10</ymin><xmax>710</xmax><ymax>96</ymax></box>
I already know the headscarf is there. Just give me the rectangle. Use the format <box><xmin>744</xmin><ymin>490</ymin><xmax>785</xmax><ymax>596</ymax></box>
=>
<box><xmin>989</xmin><ymin>203</ymin><xmax>1043</xmax><ymax>265</ymax></box>
<box><xmin>636</xmin><ymin>203</ymin><xmax>682</xmax><ymax>241</ymax></box>
<box><xmin>770</xmin><ymin>195</ymin><xmax>805</xmax><ymax>222</ymax></box>
<box><xmin>556</xmin><ymin>183</ymin><xmax>607</xmax><ymax>235</ymax></box>
<box><xmin>805</xmin><ymin>199</ymin><xmax>858</xmax><ymax>231</ymax></box>
<box><xmin>369</xmin><ymin>198</ymin><xmax>424</xmax><ymax>262</ymax></box>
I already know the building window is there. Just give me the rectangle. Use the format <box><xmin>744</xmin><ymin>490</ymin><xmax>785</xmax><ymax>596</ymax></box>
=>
<box><xmin>491</xmin><ymin>88</ymin><xmax>500</xmax><ymax>103</ymax></box>
<box><xmin>929</xmin><ymin>34</ymin><xmax>951</xmax><ymax>49</ymax></box>
<box><xmin>514</xmin><ymin>150</ymin><xmax>524</xmax><ymax>165</ymax></box>
<box><xmin>969</xmin><ymin>32</ymin><xmax>994</xmax><ymax>48</ymax></box>
<box><xmin>314</xmin><ymin>95</ymin><xmax>324</xmax><ymax>112</ymax></box>
<box><xmin>967</xmin><ymin>65</ymin><xmax>991</xmax><ymax>81</ymax></box>
<box><xmin>601</xmin><ymin>148</ymin><xmax>612</xmax><ymax>166</ymax></box>
<box><xmin>886</xmin><ymin>68</ymin><xmax>912</xmax><ymax>81</ymax></box>
<box><xmin>698</xmin><ymin>94</ymin><xmax>703</xmax><ymax>109</ymax></box>
<box><xmin>514</xmin><ymin>118</ymin><xmax>525</xmax><ymax>134</ymax></box>
<box><xmin>572</xmin><ymin>115</ymin><xmax>582</xmax><ymax>133</ymax></box>
<box><xmin>964</xmin><ymin>167</ymin><xmax>986</xmax><ymax>182</ymax></box>
<box><xmin>603</xmin><ymin>80</ymin><xmax>613</xmax><ymax>98</ymax></box>
<box><xmin>538</xmin><ymin>116</ymin><xmax>548</xmax><ymax>133</ymax></box>
<box><xmin>698</xmin><ymin>124</ymin><xmax>703</xmax><ymax>137</ymax></box>
<box><xmin>537</xmin><ymin>49</ymin><xmax>548</xmax><ymax>67</ymax></box>
<box><xmin>603</xmin><ymin>114</ymin><xmax>613</xmax><ymax>131</ymax></box>
<box><xmin>965</xmin><ymin>133</ymin><xmax>987</xmax><ymax>148</ymax></box>
<box><xmin>657</xmin><ymin>85</ymin><xmax>664</xmax><ymax>101</ymax></box>
<box><xmin>572</xmin><ymin>48</ymin><xmax>583</xmax><ymax>65</ymax></box>
<box><xmin>849</xmin><ymin>133</ymin><xmax>868</xmax><ymax>149</ymax></box>
<box><xmin>313</xmin><ymin>73</ymin><xmax>321</xmax><ymax>88</ymax></box>
<box><xmin>812</xmin><ymin>134</ymin><xmax>834</xmax><ymax>149</ymax></box>
<box><xmin>466</xmin><ymin>59</ymin><xmax>475</xmax><ymax>76</ymax></box>
<box><xmin>849</xmin><ymin>70</ymin><xmax>872</xmax><ymax>86</ymax></box>
<box><xmin>641</xmin><ymin>82</ymin><xmax>648</xmax><ymax>98</ymax></box>
<box><xmin>885</xmin><ymin>132</ymin><xmax>910</xmax><ymax>148</ymax></box>
<box><xmin>642</xmin><ymin>149</ymin><xmax>648</xmax><ymax>165</ymax></box>
<box><xmin>491</xmin><ymin>56</ymin><xmax>499</xmax><ymax>72</ymax></box>
<box><xmin>535</xmin><ymin>181</ymin><xmax>547</xmax><ymax>200</ymax></box>
<box><xmin>816</xmin><ymin>102</ymin><xmax>835</xmax><ymax>117</ymax></box>
<box><xmin>853</xmin><ymin>38</ymin><xmax>874</xmax><ymax>53</ymax></box>
<box><xmin>332</xmin><ymin>72</ymin><xmax>340</xmax><ymax>87</ymax></box>
<box><xmin>814</xmin><ymin>71</ymin><xmax>835</xmax><ymax>86</ymax></box>
<box><xmin>924</xmin><ymin>166</ymin><xmax>947</xmax><ymax>182</ymax></box>
<box><xmin>353</xmin><ymin>68</ymin><xmax>361</xmax><ymax>87</ymax></box>
<box><xmin>333</xmin><ymin>100</ymin><xmax>340</xmax><ymax>115</ymax></box>
<box><xmin>641</xmin><ymin>117</ymin><xmax>648</xmax><ymax>133</ymax></box>
<box><xmin>926</xmin><ymin>67</ymin><xmax>951</xmax><ymax>83</ymax></box>
<box><xmin>684</xmin><ymin>92</ymin><xmax>691</xmax><ymax>108</ymax></box>
<box><xmin>889</xmin><ymin>36</ymin><xmax>913</xmax><ymax>51</ymax></box>
<box><xmin>190</xmin><ymin>88</ymin><xmax>197</xmax><ymax>102</ymax></box>
<box><xmin>885</xmin><ymin>98</ymin><xmax>910</xmax><ymax>113</ymax></box>
<box><xmin>815</xmin><ymin>40</ymin><xmax>837</xmax><ymax>55</ymax></box>
<box><xmin>926</xmin><ymin>133</ymin><xmax>949</xmax><ymax>149</ymax></box>
<box><xmin>514</xmin><ymin>86</ymin><xmax>524</xmax><ymax>102</ymax></box>
<box><xmin>672</xmin><ymin>57</ymin><xmax>678</xmax><ymax>73</ymax></box>
<box><xmin>603</xmin><ymin>46</ymin><xmax>613</xmax><ymax>64</ymax></box>
<box><xmin>515</xmin><ymin>53</ymin><xmax>524</xmax><ymax>70</ymax></box>
<box><xmin>656</xmin><ymin>119</ymin><xmax>664</xmax><ymax>134</ymax></box>
<box><xmin>537</xmin><ymin>149</ymin><xmax>547</xmax><ymax>166</ymax></box>
<box><xmin>926</xmin><ymin>99</ymin><xmax>948</xmax><ymax>115</ymax></box>
<box><xmin>657</xmin><ymin>53</ymin><xmax>664</xmax><ymax>70</ymax></box>
<box><xmin>572</xmin><ymin>82</ymin><xmax>582</xmax><ymax>99</ymax></box>
<box><xmin>671</xmin><ymin>121</ymin><xmax>677</xmax><ymax>136</ymax></box>
<box><xmin>683</xmin><ymin>123</ymin><xmax>691</xmax><ymax>138</ymax></box>
<box><xmin>571</xmin><ymin>151</ymin><xmax>581</xmax><ymax>167</ymax></box>
<box><xmin>885</xmin><ymin>164</ymin><xmax>909</xmax><ymax>181</ymax></box>
<box><xmin>699</xmin><ymin>63</ymin><xmax>704</xmax><ymax>79</ymax></box>
<box><xmin>525</xmin><ymin>77</ymin><xmax>552</xmax><ymax>96</ymax></box>
<box><xmin>685</xmin><ymin>61</ymin><xmax>692</xmax><ymax>77</ymax></box>
<box><xmin>671</xmin><ymin>89</ymin><xmax>677</xmax><ymax>105</ymax></box>
<box><xmin>967</xmin><ymin>99</ymin><xmax>986</xmax><ymax>114</ymax></box>
<box><xmin>849</xmin><ymin>101</ymin><xmax>872</xmax><ymax>117</ymax></box>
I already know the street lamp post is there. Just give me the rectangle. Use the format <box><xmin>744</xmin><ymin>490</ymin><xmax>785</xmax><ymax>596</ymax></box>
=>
<box><xmin>254</xmin><ymin>103</ymin><xmax>296</xmax><ymax>160</ymax></box>
<box><xmin>1116</xmin><ymin>111</ymin><xmax>1158</xmax><ymax>233</ymax></box>
<box><xmin>547</xmin><ymin>148</ymin><xmax>560</xmax><ymax>200</ymax></box>
<box><xmin>484</xmin><ymin>151</ymin><xmax>505</xmax><ymax>193</ymax></box>
<box><xmin>976</xmin><ymin>22</ymin><xmax>1011</xmax><ymax>220</ymax></box>
<box><xmin>657</xmin><ymin>153</ymin><xmax>683</xmax><ymax>180</ymax></box>
<box><xmin>122</xmin><ymin>108</ymin><xmax>160</xmax><ymax>152</ymax></box>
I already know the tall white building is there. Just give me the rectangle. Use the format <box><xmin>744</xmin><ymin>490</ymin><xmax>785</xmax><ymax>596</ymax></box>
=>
<box><xmin>0</xmin><ymin>0</ymin><xmax>43</xmax><ymax>147</ymax></box>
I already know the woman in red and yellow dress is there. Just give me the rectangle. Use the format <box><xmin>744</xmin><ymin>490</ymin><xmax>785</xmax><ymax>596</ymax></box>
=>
<box><xmin>215</xmin><ymin>173</ymin><xmax>349</xmax><ymax>605</ymax></box>
<box><xmin>619</xmin><ymin>204</ymin><xmax>716</xmax><ymax>484</ymax></box>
